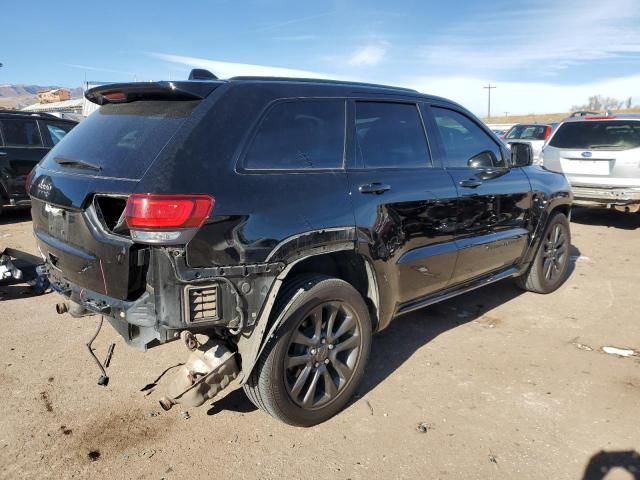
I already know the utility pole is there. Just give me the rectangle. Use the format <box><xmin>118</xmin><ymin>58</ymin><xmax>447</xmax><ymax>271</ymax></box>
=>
<box><xmin>483</xmin><ymin>83</ymin><xmax>496</xmax><ymax>120</ymax></box>
<box><xmin>503</xmin><ymin>111</ymin><xmax>509</xmax><ymax>118</ymax></box>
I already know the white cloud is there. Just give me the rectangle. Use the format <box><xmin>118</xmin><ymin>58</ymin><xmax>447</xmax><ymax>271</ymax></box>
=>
<box><xmin>406</xmin><ymin>74</ymin><xmax>640</xmax><ymax>116</ymax></box>
<box><xmin>151</xmin><ymin>53</ymin><xmax>333</xmax><ymax>79</ymax></box>
<box><xmin>419</xmin><ymin>0</ymin><xmax>640</xmax><ymax>75</ymax></box>
<box><xmin>348</xmin><ymin>42</ymin><xmax>389</xmax><ymax>67</ymax></box>
<box><xmin>256</xmin><ymin>11</ymin><xmax>336</xmax><ymax>32</ymax></box>
<box><xmin>63</xmin><ymin>63</ymin><xmax>134</xmax><ymax>76</ymax></box>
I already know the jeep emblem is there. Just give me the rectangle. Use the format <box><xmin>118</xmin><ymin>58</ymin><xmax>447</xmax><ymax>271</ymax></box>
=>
<box><xmin>37</xmin><ymin>177</ymin><xmax>52</xmax><ymax>195</ymax></box>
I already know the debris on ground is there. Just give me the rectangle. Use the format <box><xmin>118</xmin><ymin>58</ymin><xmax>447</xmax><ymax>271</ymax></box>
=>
<box><xmin>570</xmin><ymin>255</ymin><xmax>593</xmax><ymax>264</ymax></box>
<box><xmin>139</xmin><ymin>448</ymin><xmax>156</xmax><ymax>459</ymax></box>
<box><xmin>602</xmin><ymin>346</ymin><xmax>635</xmax><ymax>357</ymax></box>
<box><xmin>488</xmin><ymin>453</ymin><xmax>498</xmax><ymax>464</ymax></box>
<box><xmin>181</xmin><ymin>410</ymin><xmax>191</xmax><ymax>420</ymax></box>
<box><xmin>147</xmin><ymin>411</ymin><xmax>159</xmax><ymax>418</ymax></box>
<box><xmin>365</xmin><ymin>400</ymin><xmax>374</xmax><ymax>415</ymax></box>
<box><xmin>571</xmin><ymin>339</ymin><xmax>593</xmax><ymax>351</ymax></box>
<box><xmin>417</xmin><ymin>422</ymin><xmax>432</xmax><ymax>433</ymax></box>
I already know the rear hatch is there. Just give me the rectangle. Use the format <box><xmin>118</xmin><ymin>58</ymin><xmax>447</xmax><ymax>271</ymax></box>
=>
<box><xmin>542</xmin><ymin>119</ymin><xmax>640</xmax><ymax>188</ymax></box>
<box><xmin>29</xmin><ymin>81</ymin><xmax>221</xmax><ymax>300</ymax></box>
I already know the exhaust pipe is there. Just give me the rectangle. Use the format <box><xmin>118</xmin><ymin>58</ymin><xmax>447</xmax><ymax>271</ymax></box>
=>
<box><xmin>55</xmin><ymin>301</ymin><xmax>91</xmax><ymax>317</ymax></box>
<box><xmin>613</xmin><ymin>204</ymin><xmax>640</xmax><ymax>214</ymax></box>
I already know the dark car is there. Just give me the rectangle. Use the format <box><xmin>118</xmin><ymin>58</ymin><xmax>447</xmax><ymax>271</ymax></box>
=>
<box><xmin>0</xmin><ymin>110</ymin><xmax>76</xmax><ymax>213</ymax></box>
<box><xmin>28</xmin><ymin>73</ymin><xmax>572</xmax><ymax>426</ymax></box>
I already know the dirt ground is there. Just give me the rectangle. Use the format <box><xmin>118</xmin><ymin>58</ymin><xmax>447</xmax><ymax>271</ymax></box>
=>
<box><xmin>1</xmin><ymin>208</ymin><xmax>638</xmax><ymax>480</ymax></box>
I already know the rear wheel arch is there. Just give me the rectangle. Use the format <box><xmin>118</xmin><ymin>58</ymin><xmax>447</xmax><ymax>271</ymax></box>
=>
<box><xmin>236</xmin><ymin>249</ymin><xmax>379</xmax><ymax>386</ymax></box>
<box><xmin>550</xmin><ymin>203</ymin><xmax>571</xmax><ymax>220</ymax></box>
<box><xmin>285</xmin><ymin>251</ymin><xmax>379</xmax><ymax>331</ymax></box>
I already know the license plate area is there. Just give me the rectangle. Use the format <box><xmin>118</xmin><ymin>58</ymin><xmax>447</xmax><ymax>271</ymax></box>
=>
<box><xmin>561</xmin><ymin>159</ymin><xmax>611</xmax><ymax>175</ymax></box>
<box><xmin>44</xmin><ymin>203</ymin><xmax>69</xmax><ymax>241</ymax></box>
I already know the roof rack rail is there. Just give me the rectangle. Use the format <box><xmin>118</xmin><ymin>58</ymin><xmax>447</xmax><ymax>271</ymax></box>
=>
<box><xmin>570</xmin><ymin>110</ymin><xmax>601</xmax><ymax>118</ymax></box>
<box><xmin>0</xmin><ymin>109</ymin><xmax>57</xmax><ymax>118</ymax></box>
<box><xmin>228</xmin><ymin>76</ymin><xmax>418</xmax><ymax>93</ymax></box>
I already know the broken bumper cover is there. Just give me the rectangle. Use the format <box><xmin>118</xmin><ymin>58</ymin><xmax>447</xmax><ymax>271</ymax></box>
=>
<box><xmin>571</xmin><ymin>185</ymin><xmax>640</xmax><ymax>206</ymax></box>
<box><xmin>46</xmin><ymin>265</ymin><xmax>165</xmax><ymax>350</ymax></box>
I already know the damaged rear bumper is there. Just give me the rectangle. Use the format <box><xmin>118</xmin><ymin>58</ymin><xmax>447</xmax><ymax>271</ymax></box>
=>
<box><xmin>44</xmin><ymin>247</ymin><xmax>285</xmax><ymax>350</ymax></box>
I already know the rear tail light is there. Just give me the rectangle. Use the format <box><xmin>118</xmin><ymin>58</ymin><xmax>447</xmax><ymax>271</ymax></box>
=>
<box><xmin>102</xmin><ymin>91</ymin><xmax>127</xmax><ymax>103</ymax></box>
<box><xmin>125</xmin><ymin>194</ymin><xmax>214</xmax><ymax>244</ymax></box>
<box><xmin>25</xmin><ymin>168</ymin><xmax>35</xmax><ymax>193</ymax></box>
<box><xmin>544</xmin><ymin>126</ymin><xmax>552</xmax><ymax>141</ymax></box>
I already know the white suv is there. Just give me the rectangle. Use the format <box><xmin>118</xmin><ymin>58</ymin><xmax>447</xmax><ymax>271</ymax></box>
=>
<box><xmin>541</xmin><ymin>114</ymin><xmax>640</xmax><ymax>213</ymax></box>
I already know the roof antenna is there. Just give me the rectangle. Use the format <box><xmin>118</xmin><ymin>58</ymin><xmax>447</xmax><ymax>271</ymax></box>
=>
<box><xmin>188</xmin><ymin>69</ymin><xmax>218</xmax><ymax>80</ymax></box>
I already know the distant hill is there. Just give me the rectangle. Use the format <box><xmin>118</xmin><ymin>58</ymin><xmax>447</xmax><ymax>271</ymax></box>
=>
<box><xmin>484</xmin><ymin>108</ymin><xmax>640</xmax><ymax>125</ymax></box>
<box><xmin>0</xmin><ymin>84</ymin><xmax>83</xmax><ymax>109</ymax></box>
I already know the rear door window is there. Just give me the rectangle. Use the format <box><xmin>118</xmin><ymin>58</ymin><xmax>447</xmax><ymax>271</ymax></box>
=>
<box><xmin>244</xmin><ymin>100</ymin><xmax>345</xmax><ymax>170</ymax></box>
<box><xmin>505</xmin><ymin>125</ymin><xmax>547</xmax><ymax>140</ymax></box>
<box><xmin>40</xmin><ymin>100</ymin><xmax>199</xmax><ymax>179</ymax></box>
<box><xmin>355</xmin><ymin>102</ymin><xmax>431</xmax><ymax>169</ymax></box>
<box><xmin>43</xmin><ymin>122</ymin><xmax>75</xmax><ymax>146</ymax></box>
<box><xmin>432</xmin><ymin>107</ymin><xmax>505</xmax><ymax>168</ymax></box>
<box><xmin>549</xmin><ymin>120</ymin><xmax>640</xmax><ymax>150</ymax></box>
<box><xmin>0</xmin><ymin>119</ymin><xmax>43</xmax><ymax>147</ymax></box>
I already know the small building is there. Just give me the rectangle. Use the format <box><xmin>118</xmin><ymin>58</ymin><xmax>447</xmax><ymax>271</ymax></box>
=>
<box><xmin>21</xmin><ymin>98</ymin><xmax>84</xmax><ymax>122</ymax></box>
<box><xmin>37</xmin><ymin>88</ymin><xmax>71</xmax><ymax>104</ymax></box>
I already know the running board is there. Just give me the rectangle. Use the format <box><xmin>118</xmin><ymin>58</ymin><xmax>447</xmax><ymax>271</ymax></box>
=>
<box><xmin>396</xmin><ymin>266</ymin><xmax>519</xmax><ymax>316</ymax></box>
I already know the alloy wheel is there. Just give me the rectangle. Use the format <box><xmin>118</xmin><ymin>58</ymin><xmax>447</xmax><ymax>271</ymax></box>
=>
<box><xmin>542</xmin><ymin>222</ymin><xmax>568</xmax><ymax>282</ymax></box>
<box><xmin>284</xmin><ymin>301</ymin><xmax>362</xmax><ymax>410</ymax></box>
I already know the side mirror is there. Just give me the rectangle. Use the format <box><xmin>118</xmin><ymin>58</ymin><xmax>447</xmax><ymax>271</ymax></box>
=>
<box><xmin>510</xmin><ymin>142</ymin><xmax>533</xmax><ymax>167</ymax></box>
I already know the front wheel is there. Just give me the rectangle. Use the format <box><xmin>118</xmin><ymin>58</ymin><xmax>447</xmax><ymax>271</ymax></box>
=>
<box><xmin>516</xmin><ymin>212</ymin><xmax>571</xmax><ymax>293</ymax></box>
<box><xmin>243</xmin><ymin>275</ymin><xmax>372</xmax><ymax>426</ymax></box>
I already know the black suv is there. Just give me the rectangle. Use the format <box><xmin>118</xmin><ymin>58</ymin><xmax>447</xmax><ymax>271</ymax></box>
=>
<box><xmin>0</xmin><ymin>110</ymin><xmax>76</xmax><ymax>213</ymax></box>
<box><xmin>28</xmin><ymin>75</ymin><xmax>572</xmax><ymax>426</ymax></box>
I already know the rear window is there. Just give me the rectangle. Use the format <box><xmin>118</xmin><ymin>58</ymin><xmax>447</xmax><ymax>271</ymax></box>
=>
<box><xmin>40</xmin><ymin>100</ymin><xmax>199</xmax><ymax>179</ymax></box>
<box><xmin>244</xmin><ymin>100</ymin><xmax>345</xmax><ymax>170</ymax></box>
<box><xmin>505</xmin><ymin>125</ymin><xmax>547</xmax><ymax>141</ymax></box>
<box><xmin>549</xmin><ymin>120</ymin><xmax>640</xmax><ymax>150</ymax></box>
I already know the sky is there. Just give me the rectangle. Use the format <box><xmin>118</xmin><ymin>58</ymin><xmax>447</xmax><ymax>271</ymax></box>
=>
<box><xmin>2</xmin><ymin>0</ymin><xmax>640</xmax><ymax>115</ymax></box>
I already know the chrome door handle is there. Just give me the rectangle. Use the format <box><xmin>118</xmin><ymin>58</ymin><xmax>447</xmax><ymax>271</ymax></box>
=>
<box><xmin>0</xmin><ymin>151</ymin><xmax>7</xmax><ymax>156</ymax></box>
<box><xmin>459</xmin><ymin>179</ymin><xmax>482</xmax><ymax>188</ymax></box>
<box><xmin>359</xmin><ymin>183</ymin><xmax>391</xmax><ymax>194</ymax></box>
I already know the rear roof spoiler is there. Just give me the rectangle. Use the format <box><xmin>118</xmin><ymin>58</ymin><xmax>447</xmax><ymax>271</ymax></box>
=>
<box><xmin>85</xmin><ymin>80</ymin><xmax>224</xmax><ymax>105</ymax></box>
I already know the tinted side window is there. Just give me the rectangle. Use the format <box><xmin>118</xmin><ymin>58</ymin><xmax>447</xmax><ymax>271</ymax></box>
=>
<box><xmin>44</xmin><ymin>122</ymin><xmax>75</xmax><ymax>146</ymax></box>
<box><xmin>432</xmin><ymin>107</ymin><xmax>505</xmax><ymax>168</ymax></box>
<box><xmin>355</xmin><ymin>102</ymin><xmax>430</xmax><ymax>168</ymax></box>
<box><xmin>244</xmin><ymin>100</ymin><xmax>345</xmax><ymax>170</ymax></box>
<box><xmin>0</xmin><ymin>119</ymin><xmax>43</xmax><ymax>147</ymax></box>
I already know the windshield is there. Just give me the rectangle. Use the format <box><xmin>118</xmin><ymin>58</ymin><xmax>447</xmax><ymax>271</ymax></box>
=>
<box><xmin>40</xmin><ymin>100</ymin><xmax>199</xmax><ymax>179</ymax></box>
<box><xmin>549</xmin><ymin>120</ymin><xmax>640</xmax><ymax>150</ymax></box>
<box><xmin>505</xmin><ymin>125</ymin><xmax>547</xmax><ymax>140</ymax></box>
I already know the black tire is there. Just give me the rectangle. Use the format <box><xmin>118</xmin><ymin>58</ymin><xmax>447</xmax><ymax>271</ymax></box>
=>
<box><xmin>243</xmin><ymin>274</ymin><xmax>372</xmax><ymax>427</ymax></box>
<box><xmin>516</xmin><ymin>212</ymin><xmax>571</xmax><ymax>293</ymax></box>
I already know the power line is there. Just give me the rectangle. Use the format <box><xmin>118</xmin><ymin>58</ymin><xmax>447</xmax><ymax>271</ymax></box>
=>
<box><xmin>483</xmin><ymin>83</ymin><xmax>496</xmax><ymax>120</ymax></box>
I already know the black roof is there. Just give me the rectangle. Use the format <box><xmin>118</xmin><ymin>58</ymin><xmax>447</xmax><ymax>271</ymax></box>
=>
<box><xmin>228</xmin><ymin>76</ymin><xmax>418</xmax><ymax>94</ymax></box>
